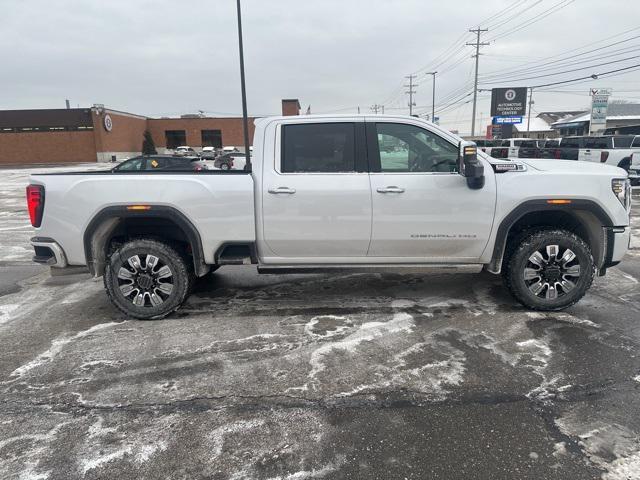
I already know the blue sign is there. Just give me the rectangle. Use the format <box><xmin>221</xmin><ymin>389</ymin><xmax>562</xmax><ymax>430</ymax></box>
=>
<box><xmin>493</xmin><ymin>116</ymin><xmax>523</xmax><ymax>125</ymax></box>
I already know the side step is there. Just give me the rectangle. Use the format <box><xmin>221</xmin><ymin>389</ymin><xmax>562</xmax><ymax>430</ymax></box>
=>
<box><xmin>257</xmin><ymin>264</ymin><xmax>484</xmax><ymax>274</ymax></box>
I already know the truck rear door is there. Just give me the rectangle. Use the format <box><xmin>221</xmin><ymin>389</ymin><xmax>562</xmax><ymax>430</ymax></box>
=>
<box><xmin>261</xmin><ymin>121</ymin><xmax>372</xmax><ymax>258</ymax></box>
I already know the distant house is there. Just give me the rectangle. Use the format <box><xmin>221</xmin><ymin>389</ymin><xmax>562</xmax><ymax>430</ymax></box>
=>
<box><xmin>510</xmin><ymin>111</ymin><xmax>586</xmax><ymax>139</ymax></box>
<box><xmin>551</xmin><ymin>103</ymin><xmax>640</xmax><ymax>136</ymax></box>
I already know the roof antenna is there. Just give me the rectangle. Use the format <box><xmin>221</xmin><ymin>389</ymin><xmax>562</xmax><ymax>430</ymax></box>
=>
<box><xmin>236</xmin><ymin>0</ymin><xmax>252</xmax><ymax>172</ymax></box>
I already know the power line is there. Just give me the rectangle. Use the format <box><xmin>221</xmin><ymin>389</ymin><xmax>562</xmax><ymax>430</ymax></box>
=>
<box><xmin>487</xmin><ymin>0</ymin><xmax>575</xmax><ymax>43</ymax></box>
<box><xmin>480</xmin><ymin>54</ymin><xmax>640</xmax><ymax>85</ymax></box>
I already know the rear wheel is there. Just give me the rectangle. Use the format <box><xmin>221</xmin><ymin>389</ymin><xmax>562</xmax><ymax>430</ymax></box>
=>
<box><xmin>505</xmin><ymin>229</ymin><xmax>595</xmax><ymax>311</ymax></box>
<box><xmin>104</xmin><ymin>239</ymin><xmax>190</xmax><ymax>320</ymax></box>
<box><xmin>220</xmin><ymin>162</ymin><xmax>231</xmax><ymax>170</ymax></box>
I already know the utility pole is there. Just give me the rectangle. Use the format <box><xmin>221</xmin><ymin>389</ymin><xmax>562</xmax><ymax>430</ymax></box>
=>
<box><xmin>467</xmin><ymin>28</ymin><xmax>489</xmax><ymax>137</ymax></box>
<box><xmin>405</xmin><ymin>74</ymin><xmax>418</xmax><ymax>116</ymax></box>
<box><xmin>357</xmin><ymin>106</ymin><xmax>360</xmax><ymax>114</ymax></box>
<box><xmin>426</xmin><ymin>71</ymin><xmax>437</xmax><ymax>123</ymax></box>
<box><xmin>235</xmin><ymin>0</ymin><xmax>251</xmax><ymax>171</ymax></box>
<box><xmin>526</xmin><ymin>87</ymin><xmax>534</xmax><ymax>135</ymax></box>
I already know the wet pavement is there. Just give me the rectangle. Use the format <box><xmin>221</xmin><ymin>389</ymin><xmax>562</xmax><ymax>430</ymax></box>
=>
<box><xmin>0</xmin><ymin>165</ymin><xmax>639</xmax><ymax>479</ymax></box>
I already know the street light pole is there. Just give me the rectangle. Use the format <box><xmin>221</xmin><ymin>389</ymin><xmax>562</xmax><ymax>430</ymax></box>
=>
<box><xmin>236</xmin><ymin>0</ymin><xmax>251</xmax><ymax>171</ymax></box>
<box><xmin>426</xmin><ymin>71</ymin><xmax>437</xmax><ymax>123</ymax></box>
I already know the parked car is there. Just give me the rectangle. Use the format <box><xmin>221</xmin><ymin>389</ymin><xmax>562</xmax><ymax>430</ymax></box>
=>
<box><xmin>174</xmin><ymin>146</ymin><xmax>199</xmax><ymax>157</ymax></box>
<box><xmin>516</xmin><ymin>139</ymin><xmax>542</xmax><ymax>159</ymax></box>
<box><xmin>214</xmin><ymin>153</ymin><xmax>237</xmax><ymax>170</ymax></box>
<box><xmin>474</xmin><ymin>139</ymin><xmax>500</xmax><ymax>156</ymax></box>
<box><xmin>113</xmin><ymin>155</ymin><xmax>208</xmax><ymax>172</ymax></box>
<box><xmin>200</xmin><ymin>147</ymin><xmax>219</xmax><ymax>160</ymax></box>
<box><xmin>27</xmin><ymin>115</ymin><xmax>631</xmax><ymax>319</ymax></box>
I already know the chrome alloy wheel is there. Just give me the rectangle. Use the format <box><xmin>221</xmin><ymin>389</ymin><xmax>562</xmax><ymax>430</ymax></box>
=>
<box><xmin>117</xmin><ymin>254</ymin><xmax>174</xmax><ymax>307</ymax></box>
<box><xmin>523</xmin><ymin>244</ymin><xmax>581</xmax><ymax>301</ymax></box>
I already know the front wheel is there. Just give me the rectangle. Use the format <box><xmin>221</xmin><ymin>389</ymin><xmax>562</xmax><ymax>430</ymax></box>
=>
<box><xmin>104</xmin><ymin>239</ymin><xmax>190</xmax><ymax>320</ymax></box>
<box><xmin>505</xmin><ymin>229</ymin><xmax>595</xmax><ymax>311</ymax></box>
<box><xmin>220</xmin><ymin>163</ymin><xmax>231</xmax><ymax>170</ymax></box>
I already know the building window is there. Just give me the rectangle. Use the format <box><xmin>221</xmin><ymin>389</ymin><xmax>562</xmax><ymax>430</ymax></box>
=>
<box><xmin>165</xmin><ymin>130</ymin><xmax>186</xmax><ymax>149</ymax></box>
<box><xmin>201</xmin><ymin>130</ymin><xmax>222</xmax><ymax>148</ymax></box>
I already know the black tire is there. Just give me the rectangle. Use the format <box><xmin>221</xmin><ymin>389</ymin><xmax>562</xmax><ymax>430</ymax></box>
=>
<box><xmin>220</xmin><ymin>163</ymin><xmax>231</xmax><ymax>170</ymax></box>
<box><xmin>504</xmin><ymin>229</ymin><xmax>595</xmax><ymax>311</ymax></box>
<box><xmin>104</xmin><ymin>239</ymin><xmax>190</xmax><ymax>320</ymax></box>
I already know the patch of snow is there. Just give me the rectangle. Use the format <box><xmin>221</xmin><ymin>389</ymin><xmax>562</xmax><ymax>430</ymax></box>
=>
<box><xmin>553</xmin><ymin>442</ymin><xmax>567</xmax><ymax>457</ymax></box>
<box><xmin>529</xmin><ymin>451</ymin><xmax>539</xmax><ymax>460</ymax></box>
<box><xmin>391</xmin><ymin>299</ymin><xmax>415</xmax><ymax>308</ymax></box>
<box><xmin>11</xmin><ymin>322</ymin><xmax>120</xmax><ymax>377</ymax></box>
<box><xmin>633</xmin><ymin>375</ymin><xmax>640</xmax><ymax>383</ymax></box>
<box><xmin>303</xmin><ymin>315</ymin><xmax>351</xmax><ymax>339</ymax></box>
<box><xmin>306</xmin><ymin>312</ymin><xmax>414</xmax><ymax>382</ymax></box>
<box><xmin>0</xmin><ymin>304</ymin><xmax>20</xmax><ymax>325</ymax></box>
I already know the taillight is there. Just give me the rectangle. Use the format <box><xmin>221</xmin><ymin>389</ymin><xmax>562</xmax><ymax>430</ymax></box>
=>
<box><xmin>554</xmin><ymin>148</ymin><xmax>561</xmax><ymax>159</ymax></box>
<box><xmin>600</xmin><ymin>151</ymin><xmax>609</xmax><ymax>163</ymax></box>
<box><xmin>26</xmin><ymin>184</ymin><xmax>45</xmax><ymax>227</ymax></box>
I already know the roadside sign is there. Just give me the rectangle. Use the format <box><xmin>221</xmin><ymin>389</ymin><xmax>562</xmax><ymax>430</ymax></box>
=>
<box><xmin>493</xmin><ymin>116</ymin><xmax>523</xmax><ymax>125</ymax></box>
<box><xmin>589</xmin><ymin>88</ymin><xmax>611</xmax><ymax>134</ymax></box>
<box><xmin>490</xmin><ymin>87</ymin><xmax>527</xmax><ymax>116</ymax></box>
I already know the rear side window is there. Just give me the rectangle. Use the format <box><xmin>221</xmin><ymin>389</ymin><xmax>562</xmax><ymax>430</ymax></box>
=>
<box><xmin>584</xmin><ymin>137</ymin><xmax>610</xmax><ymax>149</ymax></box>
<box><xmin>613</xmin><ymin>136</ymin><xmax>633</xmax><ymax>148</ymax></box>
<box><xmin>632</xmin><ymin>137</ymin><xmax>640</xmax><ymax>148</ymax></box>
<box><xmin>561</xmin><ymin>137</ymin><xmax>584</xmax><ymax>148</ymax></box>
<box><xmin>281</xmin><ymin>123</ymin><xmax>355</xmax><ymax>173</ymax></box>
<box><xmin>520</xmin><ymin>140</ymin><xmax>536</xmax><ymax>147</ymax></box>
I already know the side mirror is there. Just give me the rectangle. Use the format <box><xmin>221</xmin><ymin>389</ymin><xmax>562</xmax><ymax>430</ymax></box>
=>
<box><xmin>459</xmin><ymin>144</ymin><xmax>485</xmax><ymax>190</ymax></box>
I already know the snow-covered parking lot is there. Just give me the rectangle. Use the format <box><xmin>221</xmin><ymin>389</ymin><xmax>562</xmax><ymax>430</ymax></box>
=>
<box><xmin>1</xmin><ymin>165</ymin><xmax>640</xmax><ymax>479</ymax></box>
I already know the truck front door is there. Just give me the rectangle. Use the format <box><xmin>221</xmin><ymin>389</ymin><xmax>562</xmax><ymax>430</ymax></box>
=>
<box><xmin>261</xmin><ymin>121</ymin><xmax>371</xmax><ymax>259</ymax></box>
<box><xmin>366</xmin><ymin>120</ymin><xmax>496</xmax><ymax>261</ymax></box>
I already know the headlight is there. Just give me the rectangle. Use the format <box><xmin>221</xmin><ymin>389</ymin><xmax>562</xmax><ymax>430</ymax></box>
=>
<box><xmin>612</xmin><ymin>178</ymin><xmax>631</xmax><ymax>211</ymax></box>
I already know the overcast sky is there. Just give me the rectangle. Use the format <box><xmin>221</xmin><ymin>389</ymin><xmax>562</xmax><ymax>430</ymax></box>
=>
<box><xmin>3</xmin><ymin>0</ymin><xmax>640</xmax><ymax>135</ymax></box>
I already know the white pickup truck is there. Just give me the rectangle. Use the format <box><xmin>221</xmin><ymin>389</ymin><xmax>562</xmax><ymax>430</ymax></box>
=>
<box><xmin>27</xmin><ymin>115</ymin><xmax>632</xmax><ymax>319</ymax></box>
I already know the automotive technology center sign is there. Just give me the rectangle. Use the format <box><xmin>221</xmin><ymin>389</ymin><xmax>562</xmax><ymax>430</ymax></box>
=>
<box><xmin>491</xmin><ymin>87</ymin><xmax>527</xmax><ymax>117</ymax></box>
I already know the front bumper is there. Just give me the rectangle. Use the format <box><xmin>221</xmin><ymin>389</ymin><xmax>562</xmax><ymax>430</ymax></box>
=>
<box><xmin>30</xmin><ymin>237</ymin><xmax>68</xmax><ymax>268</ymax></box>
<box><xmin>601</xmin><ymin>227</ymin><xmax>631</xmax><ymax>272</ymax></box>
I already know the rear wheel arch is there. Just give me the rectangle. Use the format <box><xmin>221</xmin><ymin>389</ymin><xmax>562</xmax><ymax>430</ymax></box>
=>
<box><xmin>83</xmin><ymin>205</ymin><xmax>209</xmax><ymax>278</ymax></box>
<box><xmin>488</xmin><ymin>200</ymin><xmax>613</xmax><ymax>274</ymax></box>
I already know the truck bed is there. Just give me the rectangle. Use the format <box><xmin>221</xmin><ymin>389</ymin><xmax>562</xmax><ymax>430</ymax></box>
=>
<box><xmin>29</xmin><ymin>171</ymin><xmax>256</xmax><ymax>266</ymax></box>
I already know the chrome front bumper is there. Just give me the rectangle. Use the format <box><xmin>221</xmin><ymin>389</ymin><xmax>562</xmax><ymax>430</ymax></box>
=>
<box><xmin>30</xmin><ymin>237</ymin><xmax>68</xmax><ymax>268</ymax></box>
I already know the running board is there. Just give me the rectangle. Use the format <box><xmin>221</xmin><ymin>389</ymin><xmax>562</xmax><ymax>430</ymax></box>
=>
<box><xmin>257</xmin><ymin>264</ymin><xmax>483</xmax><ymax>275</ymax></box>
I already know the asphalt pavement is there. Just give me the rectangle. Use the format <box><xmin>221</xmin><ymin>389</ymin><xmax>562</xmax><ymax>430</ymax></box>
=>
<box><xmin>0</xmin><ymin>166</ymin><xmax>639</xmax><ymax>479</ymax></box>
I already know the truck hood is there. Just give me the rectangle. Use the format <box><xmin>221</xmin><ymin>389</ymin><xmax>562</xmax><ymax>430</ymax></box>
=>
<box><xmin>521</xmin><ymin>159</ymin><xmax>627</xmax><ymax>176</ymax></box>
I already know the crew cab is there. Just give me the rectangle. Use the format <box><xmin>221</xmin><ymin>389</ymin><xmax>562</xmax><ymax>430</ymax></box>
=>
<box><xmin>27</xmin><ymin>115</ymin><xmax>632</xmax><ymax>319</ymax></box>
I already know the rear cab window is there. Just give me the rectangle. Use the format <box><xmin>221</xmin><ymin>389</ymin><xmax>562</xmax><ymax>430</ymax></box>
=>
<box><xmin>281</xmin><ymin>123</ymin><xmax>357</xmax><ymax>173</ymax></box>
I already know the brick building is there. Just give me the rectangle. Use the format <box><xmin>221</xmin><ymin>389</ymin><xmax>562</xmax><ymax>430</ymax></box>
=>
<box><xmin>0</xmin><ymin>99</ymin><xmax>300</xmax><ymax>165</ymax></box>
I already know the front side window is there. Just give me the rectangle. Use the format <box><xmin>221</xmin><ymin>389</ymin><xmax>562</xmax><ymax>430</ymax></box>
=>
<box><xmin>375</xmin><ymin>123</ymin><xmax>458</xmax><ymax>173</ymax></box>
<box><xmin>281</xmin><ymin>123</ymin><xmax>355</xmax><ymax>173</ymax></box>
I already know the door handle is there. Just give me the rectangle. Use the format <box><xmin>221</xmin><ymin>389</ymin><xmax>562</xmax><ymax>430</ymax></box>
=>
<box><xmin>377</xmin><ymin>186</ymin><xmax>405</xmax><ymax>193</ymax></box>
<box><xmin>268</xmin><ymin>186</ymin><xmax>296</xmax><ymax>194</ymax></box>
